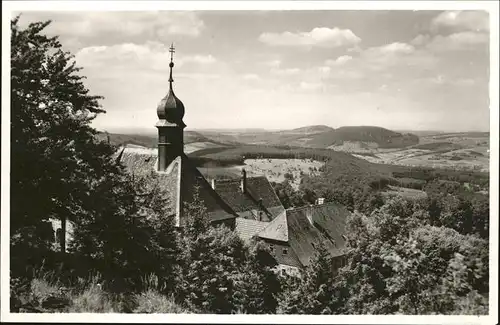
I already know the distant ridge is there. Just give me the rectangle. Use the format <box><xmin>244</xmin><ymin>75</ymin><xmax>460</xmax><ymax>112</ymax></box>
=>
<box><xmin>304</xmin><ymin>126</ymin><xmax>419</xmax><ymax>149</ymax></box>
<box><xmin>97</xmin><ymin>125</ymin><xmax>421</xmax><ymax>150</ymax></box>
<box><xmin>280</xmin><ymin>125</ymin><xmax>335</xmax><ymax>134</ymax></box>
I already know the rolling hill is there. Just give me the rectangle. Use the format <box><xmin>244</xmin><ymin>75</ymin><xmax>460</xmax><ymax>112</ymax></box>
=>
<box><xmin>302</xmin><ymin>126</ymin><xmax>419</xmax><ymax>149</ymax></box>
<box><xmin>95</xmin><ymin>131</ymin><xmax>232</xmax><ymax>148</ymax></box>
<box><xmin>97</xmin><ymin>125</ymin><xmax>420</xmax><ymax>151</ymax></box>
<box><xmin>193</xmin><ymin>125</ymin><xmax>418</xmax><ymax>149</ymax></box>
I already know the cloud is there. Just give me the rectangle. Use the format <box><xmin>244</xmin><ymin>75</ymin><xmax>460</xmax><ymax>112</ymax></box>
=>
<box><xmin>75</xmin><ymin>42</ymin><xmax>216</xmax><ymax>72</ymax></box>
<box><xmin>364</xmin><ymin>42</ymin><xmax>415</xmax><ymax>56</ymax></box>
<box><xmin>413</xmin><ymin>31</ymin><xmax>489</xmax><ymax>52</ymax></box>
<box><xmin>325</xmin><ymin>55</ymin><xmax>352</xmax><ymax>66</ymax></box>
<box><xmin>431</xmin><ymin>10</ymin><xmax>489</xmax><ymax>32</ymax></box>
<box><xmin>258</xmin><ymin>27</ymin><xmax>361</xmax><ymax>48</ymax></box>
<box><xmin>353</xmin><ymin>42</ymin><xmax>430</xmax><ymax>71</ymax></box>
<box><xmin>270</xmin><ymin>67</ymin><xmax>301</xmax><ymax>76</ymax></box>
<box><xmin>17</xmin><ymin>11</ymin><xmax>205</xmax><ymax>48</ymax></box>
<box><xmin>299</xmin><ymin>82</ymin><xmax>323</xmax><ymax>91</ymax></box>
<box><xmin>265</xmin><ymin>59</ymin><xmax>282</xmax><ymax>68</ymax></box>
<box><xmin>242</xmin><ymin>74</ymin><xmax>260</xmax><ymax>81</ymax></box>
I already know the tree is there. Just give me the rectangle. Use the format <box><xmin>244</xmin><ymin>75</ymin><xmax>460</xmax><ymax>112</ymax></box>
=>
<box><xmin>232</xmin><ymin>241</ymin><xmax>280</xmax><ymax>314</ymax></box>
<box><xmin>177</xmin><ymin>189</ymin><xmax>248</xmax><ymax>313</ymax></box>
<box><xmin>279</xmin><ymin>242</ymin><xmax>339</xmax><ymax>314</ymax></box>
<box><xmin>10</xmin><ymin>17</ymin><xmax>183</xmax><ymax>293</ymax></box>
<box><xmin>70</xmin><ymin>171</ymin><xmax>182</xmax><ymax>293</ymax></box>
<box><xmin>336</xmin><ymin>198</ymin><xmax>489</xmax><ymax>315</ymax></box>
<box><xmin>10</xmin><ymin>17</ymin><xmax>120</xmax><ymax>272</ymax></box>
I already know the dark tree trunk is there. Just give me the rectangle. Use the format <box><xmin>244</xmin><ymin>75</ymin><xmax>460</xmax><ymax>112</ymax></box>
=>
<box><xmin>60</xmin><ymin>216</ymin><xmax>66</xmax><ymax>253</ymax></box>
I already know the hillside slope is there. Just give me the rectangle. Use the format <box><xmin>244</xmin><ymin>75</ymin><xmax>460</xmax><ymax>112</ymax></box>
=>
<box><xmin>96</xmin><ymin>131</ymin><xmax>230</xmax><ymax>147</ymax></box>
<box><xmin>305</xmin><ymin>126</ymin><xmax>419</xmax><ymax>149</ymax></box>
<box><xmin>97</xmin><ymin>125</ymin><xmax>419</xmax><ymax>151</ymax></box>
<box><xmin>194</xmin><ymin>125</ymin><xmax>418</xmax><ymax>149</ymax></box>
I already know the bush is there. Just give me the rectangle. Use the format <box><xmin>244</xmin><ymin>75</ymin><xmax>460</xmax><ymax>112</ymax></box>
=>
<box><xmin>67</xmin><ymin>283</ymin><xmax>116</xmax><ymax>313</ymax></box>
<box><xmin>133</xmin><ymin>290</ymin><xmax>191</xmax><ymax>313</ymax></box>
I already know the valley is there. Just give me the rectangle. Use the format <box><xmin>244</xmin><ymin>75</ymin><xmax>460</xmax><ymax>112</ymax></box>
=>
<box><xmin>98</xmin><ymin>126</ymin><xmax>489</xmax><ymax>173</ymax></box>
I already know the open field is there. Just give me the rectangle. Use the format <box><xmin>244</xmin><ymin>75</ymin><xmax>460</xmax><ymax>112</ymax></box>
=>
<box><xmin>381</xmin><ymin>185</ymin><xmax>428</xmax><ymax>200</ymax></box>
<box><xmin>341</xmin><ymin>132</ymin><xmax>490</xmax><ymax>172</ymax></box>
<box><xmin>198</xmin><ymin>158</ymin><xmax>324</xmax><ymax>190</ymax></box>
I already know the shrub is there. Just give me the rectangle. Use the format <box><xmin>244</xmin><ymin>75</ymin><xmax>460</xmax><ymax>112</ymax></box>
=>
<box><xmin>67</xmin><ymin>283</ymin><xmax>116</xmax><ymax>313</ymax></box>
<box><xmin>133</xmin><ymin>290</ymin><xmax>191</xmax><ymax>313</ymax></box>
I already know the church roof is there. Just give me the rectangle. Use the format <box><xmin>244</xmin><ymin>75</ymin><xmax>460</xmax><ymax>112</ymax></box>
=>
<box><xmin>214</xmin><ymin>176</ymin><xmax>285</xmax><ymax>222</ymax></box>
<box><xmin>116</xmin><ymin>145</ymin><xmax>238</xmax><ymax>224</ymax></box>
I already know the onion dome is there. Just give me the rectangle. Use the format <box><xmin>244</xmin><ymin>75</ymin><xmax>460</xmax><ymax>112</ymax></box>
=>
<box><xmin>156</xmin><ymin>44</ymin><xmax>185</xmax><ymax>126</ymax></box>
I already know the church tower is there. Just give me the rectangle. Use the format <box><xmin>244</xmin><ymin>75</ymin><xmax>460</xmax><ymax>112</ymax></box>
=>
<box><xmin>156</xmin><ymin>43</ymin><xmax>186</xmax><ymax>172</ymax></box>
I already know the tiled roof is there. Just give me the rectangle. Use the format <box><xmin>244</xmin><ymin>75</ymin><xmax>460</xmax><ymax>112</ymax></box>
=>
<box><xmin>257</xmin><ymin>210</ymin><xmax>288</xmax><ymax>242</ymax></box>
<box><xmin>214</xmin><ymin>177</ymin><xmax>285</xmax><ymax>222</ymax></box>
<box><xmin>265</xmin><ymin>240</ymin><xmax>302</xmax><ymax>268</ymax></box>
<box><xmin>286</xmin><ymin>202</ymin><xmax>350</xmax><ymax>266</ymax></box>
<box><xmin>117</xmin><ymin>147</ymin><xmax>157</xmax><ymax>178</ymax></box>
<box><xmin>116</xmin><ymin>145</ymin><xmax>237</xmax><ymax>224</ymax></box>
<box><xmin>234</xmin><ymin>217</ymin><xmax>269</xmax><ymax>243</ymax></box>
<box><xmin>180</xmin><ymin>154</ymin><xmax>238</xmax><ymax>223</ymax></box>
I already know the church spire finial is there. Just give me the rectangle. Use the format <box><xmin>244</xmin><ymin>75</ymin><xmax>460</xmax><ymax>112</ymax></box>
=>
<box><xmin>169</xmin><ymin>43</ymin><xmax>175</xmax><ymax>85</ymax></box>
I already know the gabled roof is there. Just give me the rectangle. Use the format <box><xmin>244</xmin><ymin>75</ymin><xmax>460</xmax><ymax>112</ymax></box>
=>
<box><xmin>116</xmin><ymin>145</ymin><xmax>238</xmax><ymax>225</ymax></box>
<box><xmin>180</xmin><ymin>154</ymin><xmax>238</xmax><ymax>223</ymax></box>
<box><xmin>214</xmin><ymin>176</ymin><xmax>285</xmax><ymax>221</ymax></box>
<box><xmin>234</xmin><ymin>217</ymin><xmax>269</xmax><ymax>243</ymax></box>
<box><xmin>257</xmin><ymin>210</ymin><xmax>288</xmax><ymax>242</ymax></box>
<box><xmin>286</xmin><ymin>202</ymin><xmax>350</xmax><ymax>266</ymax></box>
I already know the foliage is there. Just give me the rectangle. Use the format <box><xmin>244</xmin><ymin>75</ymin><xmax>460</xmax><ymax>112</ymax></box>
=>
<box><xmin>423</xmin><ymin>180</ymin><xmax>489</xmax><ymax>238</ymax></box>
<box><xmin>279</xmin><ymin>242</ymin><xmax>339</xmax><ymax>314</ymax></box>
<box><xmin>10</xmin><ymin>16</ymin><xmax>121</xmax><ymax>275</ymax></box>
<box><xmin>232</xmin><ymin>241</ymin><xmax>281</xmax><ymax>314</ymax></box>
<box><xmin>333</xmin><ymin>198</ymin><xmax>489</xmax><ymax>315</ymax></box>
<box><xmin>11</xmin><ymin>17</ymin><xmax>112</xmax><ymax>252</ymax></box>
<box><xmin>272</xmin><ymin>180</ymin><xmax>311</xmax><ymax>209</ymax></box>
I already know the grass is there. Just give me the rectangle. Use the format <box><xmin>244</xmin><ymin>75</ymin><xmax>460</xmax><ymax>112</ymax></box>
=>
<box><xmin>133</xmin><ymin>290</ymin><xmax>191</xmax><ymax>313</ymax></box>
<box><xmin>11</xmin><ymin>271</ymin><xmax>192</xmax><ymax>314</ymax></box>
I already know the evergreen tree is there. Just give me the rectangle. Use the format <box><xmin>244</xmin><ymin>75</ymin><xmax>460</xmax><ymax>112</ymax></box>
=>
<box><xmin>232</xmin><ymin>241</ymin><xmax>280</xmax><ymax>314</ymax></box>
<box><xmin>279</xmin><ymin>242</ymin><xmax>338</xmax><ymax>314</ymax></box>
<box><xmin>178</xmin><ymin>188</ymin><xmax>247</xmax><ymax>313</ymax></box>
<box><xmin>10</xmin><ymin>16</ymin><xmax>118</xmax><ymax>274</ymax></box>
<box><xmin>10</xmin><ymin>17</ymin><xmax>182</xmax><ymax>293</ymax></box>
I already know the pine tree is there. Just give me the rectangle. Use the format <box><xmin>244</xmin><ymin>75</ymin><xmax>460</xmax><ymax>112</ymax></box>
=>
<box><xmin>10</xmin><ymin>16</ymin><xmax>119</xmax><ymax>273</ymax></box>
<box><xmin>10</xmin><ymin>17</ymin><xmax>182</xmax><ymax>292</ymax></box>
<box><xmin>279</xmin><ymin>241</ymin><xmax>338</xmax><ymax>314</ymax></box>
<box><xmin>232</xmin><ymin>241</ymin><xmax>280</xmax><ymax>314</ymax></box>
<box><xmin>177</xmin><ymin>187</ymin><xmax>247</xmax><ymax>313</ymax></box>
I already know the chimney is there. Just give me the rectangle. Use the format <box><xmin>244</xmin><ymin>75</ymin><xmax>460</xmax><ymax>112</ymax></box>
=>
<box><xmin>211</xmin><ymin>178</ymin><xmax>216</xmax><ymax>189</ymax></box>
<box><xmin>306</xmin><ymin>205</ymin><xmax>314</xmax><ymax>226</ymax></box>
<box><xmin>240</xmin><ymin>169</ymin><xmax>247</xmax><ymax>193</ymax></box>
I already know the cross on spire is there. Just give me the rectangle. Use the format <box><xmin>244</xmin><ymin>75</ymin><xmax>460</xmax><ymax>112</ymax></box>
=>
<box><xmin>168</xmin><ymin>42</ymin><xmax>175</xmax><ymax>84</ymax></box>
<box><xmin>169</xmin><ymin>43</ymin><xmax>175</xmax><ymax>62</ymax></box>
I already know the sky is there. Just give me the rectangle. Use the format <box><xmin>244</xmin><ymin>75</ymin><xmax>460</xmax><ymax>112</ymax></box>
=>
<box><xmin>16</xmin><ymin>9</ymin><xmax>491</xmax><ymax>133</ymax></box>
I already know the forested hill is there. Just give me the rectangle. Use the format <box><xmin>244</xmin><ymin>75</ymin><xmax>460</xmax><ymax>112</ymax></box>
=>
<box><xmin>97</xmin><ymin>125</ymin><xmax>419</xmax><ymax>150</ymax></box>
<box><xmin>95</xmin><ymin>131</ymin><xmax>232</xmax><ymax>147</ymax></box>
<box><xmin>303</xmin><ymin>126</ymin><xmax>419</xmax><ymax>149</ymax></box>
